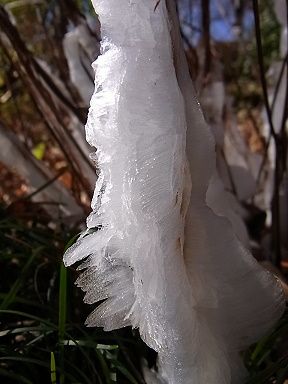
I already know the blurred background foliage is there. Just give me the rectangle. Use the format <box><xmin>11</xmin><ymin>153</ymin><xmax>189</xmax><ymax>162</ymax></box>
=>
<box><xmin>0</xmin><ymin>0</ymin><xmax>287</xmax><ymax>383</ymax></box>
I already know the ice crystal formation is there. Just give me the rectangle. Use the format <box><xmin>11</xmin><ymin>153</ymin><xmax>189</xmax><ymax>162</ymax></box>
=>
<box><xmin>64</xmin><ymin>1</ymin><xmax>285</xmax><ymax>382</ymax></box>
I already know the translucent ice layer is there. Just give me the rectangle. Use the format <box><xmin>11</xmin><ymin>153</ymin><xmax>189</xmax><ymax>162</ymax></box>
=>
<box><xmin>64</xmin><ymin>1</ymin><xmax>285</xmax><ymax>383</ymax></box>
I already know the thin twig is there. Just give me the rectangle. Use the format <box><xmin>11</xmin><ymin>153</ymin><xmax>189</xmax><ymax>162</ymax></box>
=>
<box><xmin>252</xmin><ymin>0</ymin><xmax>277</xmax><ymax>140</ymax></box>
<box><xmin>202</xmin><ymin>0</ymin><xmax>211</xmax><ymax>77</ymax></box>
<box><xmin>252</xmin><ymin>0</ymin><xmax>283</xmax><ymax>266</ymax></box>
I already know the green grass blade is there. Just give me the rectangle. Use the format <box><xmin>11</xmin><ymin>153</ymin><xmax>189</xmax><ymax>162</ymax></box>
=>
<box><xmin>0</xmin><ymin>246</ymin><xmax>43</xmax><ymax>310</ymax></box>
<box><xmin>246</xmin><ymin>357</ymin><xmax>288</xmax><ymax>384</ymax></box>
<box><xmin>114</xmin><ymin>364</ymin><xmax>138</xmax><ymax>384</ymax></box>
<box><xmin>0</xmin><ymin>325</ymin><xmax>50</xmax><ymax>337</ymax></box>
<box><xmin>277</xmin><ymin>363</ymin><xmax>288</xmax><ymax>383</ymax></box>
<box><xmin>0</xmin><ymin>356</ymin><xmax>80</xmax><ymax>383</ymax></box>
<box><xmin>58</xmin><ymin>263</ymin><xmax>67</xmax><ymax>384</ymax></box>
<box><xmin>58</xmin><ymin>263</ymin><xmax>67</xmax><ymax>342</ymax></box>
<box><xmin>0</xmin><ymin>368</ymin><xmax>33</xmax><ymax>384</ymax></box>
<box><xmin>0</xmin><ymin>309</ymin><xmax>58</xmax><ymax>329</ymax></box>
<box><xmin>0</xmin><ymin>356</ymin><xmax>50</xmax><ymax>369</ymax></box>
<box><xmin>95</xmin><ymin>349</ymin><xmax>112</xmax><ymax>384</ymax></box>
<box><xmin>50</xmin><ymin>352</ymin><xmax>57</xmax><ymax>384</ymax></box>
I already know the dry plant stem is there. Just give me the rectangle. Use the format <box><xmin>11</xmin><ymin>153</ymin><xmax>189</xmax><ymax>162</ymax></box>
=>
<box><xmin>219</xmin><ymin>148</ymin><xmax>238</xmax><ymax>196</ymax></box>
<box><xmin>0</xmin><ymin>6</ymin><xmax>94</xmax><ymax>200</ymax></box>
<box><xmin>33</xmin><ymin>58</ymin><xmax>88</xmax><ymax>124</ymax></box>
<box><xmin>0</xmin><ymin>6</ymin><xmax>93</xmax><ymax>172</ymax></box>
<box><xmin>0</xmin><ymin>40</ymin><xmax>84</xmax><ymax>187</ymax></box>
<box><xmin>202</xmin><ymin>0</ymin><xmax>211</xmax><ymax>77</ymax></box>
<box><xmin>40</xmin><ymin>3</ymin><xmax>87</xmax><ymax>107</ymax></box>
<box><xmin>271</xmin><ymin>53</ymin><xmax>288</xmax><ymax>113</ymax></box>
<box><xmin>0</xmin><ymin>45</ymin><xmax>91</xmax><ymax>208</ymax></box>
<box><xmin>252</xmin><ymin>0</ymin><xmax>277</xmax><ymax>140</ymax></box>
<box><xmin>0</xmin><ymin>54</ymin><xmax>28</xmax><ymax>144</ymax></box>
<box><xmin>255</xmin><ymin>54</ymin><xmax>288</xmax><ymax>192</ymax></box>
<box><xmin>1</xmin><ymin>7</ymin><xmax>85</xmax><ymax>123</ymax></box>
<box><xmin>272</xmin><ymin>2</ymin><xmax>288</xmax><ymax>267</ymax></box>
<box><xmin>0</xmin><ymin>121</ymin><xmax>83</xmax><ymax>214</ymax></box>
<box><xmin>253</xmin><ymin>0</ymin><xmax>283</xmax><ymax>267</ymax></box>
<box><xmin>79</xmin><ymin>47</ymin><xmax>95</xmax><ymax>82</ymax></box>
<box><xmin>280</xmin><ymin>1</ymin><xmax>288</xmax><ymax>173</ymax></box>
